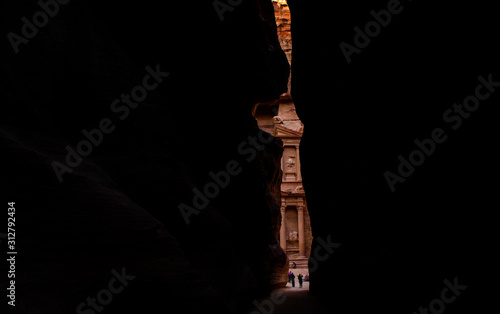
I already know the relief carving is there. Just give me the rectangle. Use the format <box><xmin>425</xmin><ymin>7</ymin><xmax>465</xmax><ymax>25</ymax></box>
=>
<box><xmin>287</xmin><ymin>231</ymin><xmax>298</xmax><ymax>241</ymax></box>
<box><xmin>273</xmin><ymin>116</ymin><xmax>284</xmax><ymax>124</ymax></box>
<box><xmin>285</xmin><ymin>155</ymin><xmax>296</xmax><ymax>171</ymax></box>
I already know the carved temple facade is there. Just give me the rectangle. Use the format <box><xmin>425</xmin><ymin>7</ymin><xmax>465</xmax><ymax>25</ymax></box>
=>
<box><xmin>255</xmin><ymin>95</ymin><xmax>312</xmax><ymax>274</ymax></box>
<box><xmin>254</xmin><ymin>0</ymin><xmax>313</xmax><ymax>275</ymax></box>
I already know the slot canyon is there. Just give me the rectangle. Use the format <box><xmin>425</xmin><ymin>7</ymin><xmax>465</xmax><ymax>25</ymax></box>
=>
<box><xmin>1</xmin><ymin>1</ymin><xmax>498</xmax><ymax>314</ymax></box>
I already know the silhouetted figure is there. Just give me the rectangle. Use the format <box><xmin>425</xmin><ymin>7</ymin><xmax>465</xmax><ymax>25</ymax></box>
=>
<box><xmin>288</xmin><ymin>271</ymin><xmax>293</xmax><ymax>283</ymax></box>
<box><xmin>292</xmin><ymin>262</ymin><xmax>296</xmax><ymax>269</ymax></box>
<box><xmin>298</xmin><ymin>274</ymin><xmax>303</xmax><ymax>288</ymax></box>
<box><xmin>291</xmin><ymin>273</ymin><xmax>295</xmax><ymax>287</ymax></box>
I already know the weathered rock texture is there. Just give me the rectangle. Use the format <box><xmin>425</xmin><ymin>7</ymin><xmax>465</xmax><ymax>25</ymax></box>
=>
<box><xmin>273</xmin><ymin>0</ymin><xmax>292</xmax><ymax>95</ymax></box>
<box><xmin>256</xmin><ymin>1</ymin><xmax>313</xmax><ymax>274</ymax></box>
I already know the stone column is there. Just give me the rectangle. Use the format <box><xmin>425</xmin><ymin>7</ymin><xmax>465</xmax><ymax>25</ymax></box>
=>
<box><xmin>295</xmin><ymin>145</ymin><xmax>302</xmax><ymax>182</ymax></box>
<box><xmin>280</xmin><ymin>206</ymin><xmax>287</xmax><ymax>251</ymax></box>
<box><xmin>297</xmin><ymin>206</ymin><xmax>305</xmax><ymax>257</ymax></box>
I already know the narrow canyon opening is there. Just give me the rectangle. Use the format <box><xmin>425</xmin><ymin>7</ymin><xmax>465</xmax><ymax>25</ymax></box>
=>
<box><xmin>254</xmin><ymin>0</ymin><xmax>313</xmax><ymax>290</ymax></box>
<box><xmin>2</xmin><ymin>1</ymin><xmax>496</xmax><ymax>314</ymax></box>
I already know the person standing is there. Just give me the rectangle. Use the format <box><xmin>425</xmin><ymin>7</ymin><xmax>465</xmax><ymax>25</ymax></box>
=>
<box><xmin>298</xmin><ymin>274</ymin><xmax>303</xmax><ymax>288</ymax></box>
<box><xmin>291</xmin><ymin>272</ymin><xmax>296</xmax><ymax>287</ymax></box>
<box><xmin>288</xmin><ymin>271</ymin><xmax>293</xmax><ymax>283</ymax></box>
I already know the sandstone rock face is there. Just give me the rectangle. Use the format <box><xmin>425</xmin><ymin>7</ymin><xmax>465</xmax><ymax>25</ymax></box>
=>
<box><xmin>255</xmin><ymin>1</ymin><xmax>313</xmax><ymax>276</ymax></box>
<box><xmin>273</xmin><ymin>0</ymin><xmax>292</xmax><ymax>95</ymax></box>
<box><xmin>1</xmin><ymin>1</ymin><xmax>289</xmax><ymax>313</ymax></box>
<box><xmin>254</xmin><ymin>130</ymin><xmax>289</xmax><ymax>288</ymax></box>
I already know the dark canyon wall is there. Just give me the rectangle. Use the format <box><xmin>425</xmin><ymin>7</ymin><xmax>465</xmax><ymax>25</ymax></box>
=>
<box><xmin>1</xmin><ymin>1</ymin><xmax>288</xmax><ymax>313</ymax></box>
<box><xmin>287</xmin><ymin>1</ymin><xmax>499</xmax><ymax>313</ymax></box>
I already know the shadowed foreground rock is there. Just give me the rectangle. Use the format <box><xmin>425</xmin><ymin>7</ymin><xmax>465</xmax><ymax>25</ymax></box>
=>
<box><xmin>1</xmin><ymin>1</ymin><xmax>289</xmax><ymax>313</ymax></box>
<box><xmin>287</xmin><ymin>1</ymin><xmax>499</xmax><ymax>313</ymax></box>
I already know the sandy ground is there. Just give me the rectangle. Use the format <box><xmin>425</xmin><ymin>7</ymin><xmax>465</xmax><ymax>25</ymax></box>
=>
<box><xmin>247</xmin><ymin>281</ymin><xmax>332</xmax><ymax>314</ymax></box>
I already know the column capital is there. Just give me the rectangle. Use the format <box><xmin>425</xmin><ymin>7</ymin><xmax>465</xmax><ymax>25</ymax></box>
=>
<box><xmin>297</xmin><ymin>206</ymin><xmax>304</xmax><ymax>212</ymax></box>
<box><xmin>280</xmin><ymin>206</ymin><xmax>286</xmax><ymax>212</ymax></box>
